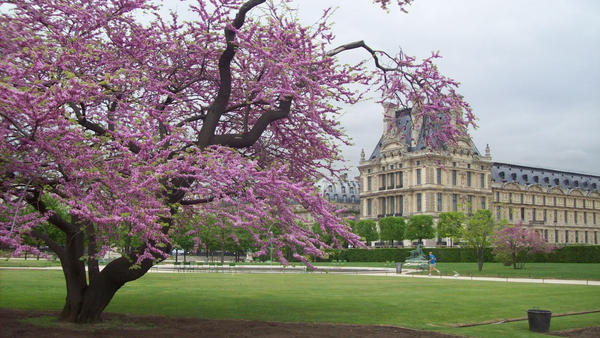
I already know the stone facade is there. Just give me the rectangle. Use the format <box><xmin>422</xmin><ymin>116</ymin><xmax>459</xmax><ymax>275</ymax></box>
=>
<box><xmin>358</xmin><ymin>105</ymin><xmax>600</xmax><ymax>246</ymax></box>
<box><xmin>294</xmin><ymin>173</ymin><xmax>360</xmax><ymax>224</ymax></box>
<box><xmin>316</xmin><ymin>173</ymin><xmax>361</xmax><ymax>220</ymax></box>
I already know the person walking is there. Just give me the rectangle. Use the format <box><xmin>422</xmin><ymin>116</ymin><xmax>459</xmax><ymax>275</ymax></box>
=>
<box><xmin>428</xmin><ymin>251</ymin><xmax>440</xmax><ymax>276</ymax></box>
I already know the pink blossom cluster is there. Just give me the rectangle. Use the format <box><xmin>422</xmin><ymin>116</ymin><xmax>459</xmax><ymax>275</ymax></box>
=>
<box><xmin>0</xmin><ymin>0</ymin><xmax>472</xmax><ymax>265</ymax></box>
<box><xmin>493</xmin><ymin>222</ymin><xmax>555</xmax><ymax>268</ymax></box>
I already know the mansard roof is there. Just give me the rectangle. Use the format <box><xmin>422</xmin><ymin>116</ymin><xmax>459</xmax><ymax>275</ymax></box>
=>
<box><xmin>369</xmin><ymin>108</ymin><xmax>480</xmax><ymax>160</ymax></box>
<box><xmin>316</xmin><ymin>174</ymin><xmax>360</xmax><ymax>204</ymax></box>
<box><xmin>492</xmin><ymin>162</ymin><xmax>600</xmax><ymax>193</ymax></box>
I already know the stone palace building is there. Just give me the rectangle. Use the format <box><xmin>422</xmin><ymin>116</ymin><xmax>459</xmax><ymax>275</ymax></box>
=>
<box><xmin>357</xmin><ymin>105</ymin><xmax>600</xmax><ymax>246</ymax></box>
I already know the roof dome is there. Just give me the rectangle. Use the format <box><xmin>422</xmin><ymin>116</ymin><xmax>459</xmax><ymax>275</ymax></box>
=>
<box><xmin>316</xmin><ymin>174</ymin><xmax>360</xmax><ymax>204</ymax></box>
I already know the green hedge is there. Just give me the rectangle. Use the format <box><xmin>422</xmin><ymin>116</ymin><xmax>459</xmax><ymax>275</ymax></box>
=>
<box><xmin>528</xmin><ymin>245</ymin><xmax>600</xmax><ymax>263</ymax></box>
<box><xmin>330</xmin><ymin>247</ymin><xmax>494</xmax><ymax>263</ymax></box>
<box><xmin>328</xmin><ymin>245</ymin><xmax>600</xmax><ymax>263</ymax></box>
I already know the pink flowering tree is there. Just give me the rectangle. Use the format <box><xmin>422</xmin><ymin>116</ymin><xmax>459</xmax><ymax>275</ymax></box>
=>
<box><xmin>0</xmin><ymin>0</ymin><xmax>473</xmax><ymax>323</ymax></box>
<box><xmin>493</xmin><ymin>222</ymin><xmax>555</xmax><ymax>269</ymax></box>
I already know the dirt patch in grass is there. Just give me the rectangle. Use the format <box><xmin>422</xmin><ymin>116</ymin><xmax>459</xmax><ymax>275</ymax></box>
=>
<box><xmin>1</xmin><ymin>308</ymin><xmax>458</xmax><ymax>337</ymax></box>
<box><xmin>4</xmin><ymin>309</ymin><xmax>598</xmax><ymax>337</ymax></box>
<box><xmin>551</xmin><ymin>326</ymin><xmax>600</xmax><ymax>338</ymax></box>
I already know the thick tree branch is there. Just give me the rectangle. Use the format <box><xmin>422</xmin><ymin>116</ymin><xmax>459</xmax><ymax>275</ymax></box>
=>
<box><xmin>68</xmin><ymin>103</ymin><xmax>107</xmax><ymax>136</ymax></box>
<box><xmin>212</xmin><ymin>97</ymin><xmax>292</xmax><ymax>148</ymax></box>
<box><xmin>179</xmin><ymin>197</ymin><xmax>215</xmax><ymax>205</ymax></box>
<box><xmin>197</xmin><ymin>0</ymin><xmax>266</xmax><ymax>147</ymax></box>
<box><xmin>25</xmin><ymin>190</ymin><xmax>78</xmax><ymax>234</ymax></box>
<box><xmin>176</xmin><ymin>110</ymin><xmax>207</xmax><ymax>127</ymax></box>
<box><xmin>29</xmin><ymin>230</ymin><xmax>66</xmax><ymax>261</ymax></box>
<box><xmin>86</xmin><ymin>221</ymin><xmax>100</xmax><ymax>282</ymax></box>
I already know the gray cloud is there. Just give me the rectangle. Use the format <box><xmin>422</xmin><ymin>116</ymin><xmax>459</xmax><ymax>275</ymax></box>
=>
<box><xmin>159</xmin><ymin>1</ymin><xmax>599</xmax><ymax>177</ymax></box>
<box><xmin>297</xmin><ymin>0</ymin><xmax>600</xmax><ymax>177</ymax></box>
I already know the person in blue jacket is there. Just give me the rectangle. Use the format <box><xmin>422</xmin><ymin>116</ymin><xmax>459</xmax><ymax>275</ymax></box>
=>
<box><xmin>428</xmin><ymin>251</ymin><xmax>440</xmax><ymax>276</ymax></box>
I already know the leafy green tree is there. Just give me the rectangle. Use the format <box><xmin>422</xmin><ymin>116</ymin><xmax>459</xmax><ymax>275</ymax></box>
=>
<box><xmin>378</xmin><ymin>217</ymin><xmax>406</xmax><ymax>247</ymax></box>
<box><xmin>406</xmin><ymin>215</ymin><xmax>434</xmax><ymax>245</ymax></box>
<box><xmin>462</xmin><ymin>209</ymin><xmax>498</xmax><ymax>271</ymax></box>
<box><xmin>226</xmin><ymin>228</ymin><xmax>255</xmax><ymax>262</ymax></box>
<box><xmin>437</xmin><ymin>211</ymin><xmax>465</xmax><ymax>247</ymax></box>
<box><xmin>172</xmin><ymin>211</ymin><xmax>203</xmax><ymax>263</ymax></box>
<box><xmin>312</xmin><ymin>222</ymin><xmax>332</xmax><ymax>246</ymax></box>
<box><xmin>356</xmin><ymin>219</ymin><xmax>378</xmax><ymax>246</ymax></box>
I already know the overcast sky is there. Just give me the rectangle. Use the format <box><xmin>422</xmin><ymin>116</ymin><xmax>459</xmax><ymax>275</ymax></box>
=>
<box><xmin>294</xmin><ymin>0</ymin><xmax>600</xmax><ymax>178</ymax></box>
<box><xmin>159</xmin><ymin>1</ymin><xmax>600</xmax><ymax>177</ymax></box>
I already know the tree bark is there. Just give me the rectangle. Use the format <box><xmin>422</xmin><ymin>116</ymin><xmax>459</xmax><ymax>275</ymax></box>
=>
<box><xmin>73</xmin><ymin>257</ymin><xmax>153</xmax><ymax>323</ymax></box>
<box><xmin>58</xmin><ymin>230</ymin><xmax>87</xmax><ymax>322</ymax></box>
<box><xmin>58</xmin><ymin>256</ymin><xmax>156</xmax><ymax>323</ymax></box>
<box><xmin>477</xmin><ymin>247</ymin><xmax>484</xmax><ymax>272</ymax></box>
<box><xmin>53</xmin><ymin>220</ymin><xmax>162</xmax><ymax>323</ymax></box>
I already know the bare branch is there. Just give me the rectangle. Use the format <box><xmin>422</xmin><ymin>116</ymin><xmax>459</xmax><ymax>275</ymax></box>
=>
<box><xmin>327</xmin><ymin>40</ymin><xmax>397</xmax><ymax>72</ymax></box>
<box><xmin>67</xmin><ymin>102</ymin><xmax>141</xmax><ymax>153</ymax></box>
<box><xmin>179</xmin><ymin>197</ymin><xmax>215</xmax><ymax>205</ymax></box>
<box><xmin>212</xmin><ymin>97</ymin><xmax>292</xmax><ymax>148</ymax></box>
<box><xmin>25</xmin><ymin>190</ymin><xmax>78</xmax><ymax>234</ymax></box>
<box><xmin>29</xmin><ymin>230</ymin><xmax>66</xmax><ymax>261</ymax></box>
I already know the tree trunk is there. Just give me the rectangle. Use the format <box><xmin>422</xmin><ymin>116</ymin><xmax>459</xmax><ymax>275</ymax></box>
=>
<box><xmin>58</xmin><ymin>230</ymin><xmax>87</xmax><ymax>322</ymax></box>
<box><xmin>476</xmin><ymin>247</ymin><xmax>484</xmax><ymax>272</ymax></box>
<box><xmin>55</xmin><ymin>225</ymin><xmax>159</xmax><ymax>323</ymax></box>
<box><xmin>60</xmin><ymin>256</ymin><xmax>155</xmax><ymax>323</ymax></box>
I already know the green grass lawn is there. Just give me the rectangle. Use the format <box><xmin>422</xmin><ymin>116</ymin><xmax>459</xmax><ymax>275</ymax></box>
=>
<box><xmin>3</xmin><ymin>259</ymin><xmax>599</xmax><ymax>280</ymax></box>
<box><xmin>0</xmin><ymin>270</ymin><xmax>598</xmax><ymax>337</ymax></box>
<box><xmin>0</xmin><ymin>259</ymin><xmax>61</xmax><ymax>267</ymax></box>
<box><xmin>406</xmin><ymin>262</ymin><xmax>600</xmax><ymax>280</ymax></box>
<box><xmin>310</xmin><ymin>262</ymin><xmax>600</xmax><ymax>280</ymax></box>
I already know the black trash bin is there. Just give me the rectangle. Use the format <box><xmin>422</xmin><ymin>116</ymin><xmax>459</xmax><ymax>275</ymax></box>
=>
<box><xmin>395</xmin><ymin>262</ymin><xmax>402</xmax><ymax>274</ymax></box>
<box><xmin>527</xmin><ymin>309</ymin><xmax>551</xmax><ymax>332</ymax></box>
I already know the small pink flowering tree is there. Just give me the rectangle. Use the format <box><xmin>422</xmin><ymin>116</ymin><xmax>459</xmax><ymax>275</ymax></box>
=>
<box><xmin>493</xmin><ymin>222</ymin><xmax>555</xmax><ymax>269</ymax></box>
<box><xmin>0</xmin><ymin>0</ymin><xmax>473</xmax><ymax>323</ymax></box>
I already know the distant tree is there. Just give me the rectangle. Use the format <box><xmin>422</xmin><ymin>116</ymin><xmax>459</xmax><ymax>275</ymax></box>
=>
<box><xmin>378</xmin><ymin>217</ymin><xmax>406</xmax><ymax>246</ymax></box>
<box><xmin>437</xmin><ymin>212</ymin><xmax>465</xmax><ymax>247</ymax></box>
<box><xmin>226</xmin><ymin>228</ymin><xmax>255</xmax><ymax>262</ymax></box>
<box><xmin>406</xmin><ymin>215</ymin><xmax>434</xmax><ymax>245</ymax></box>
<box><xmin>356</xmin><ymin>220</ymin><xmax>378</xmax><ymax>246</ymax></box>
<box><xmin>312</xmin><ymin>222</ymin><xmax>332</xmax><ymax>246</ymax></box>
<box><xmin>493</xmin><ymin>222</ymin><xmax>554</xmax><ymax>269</ymax></box>
<box><xmin>462</xmin><ymin>209</ymin><xmax>499</xmax><ymax>271</ymax></box>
